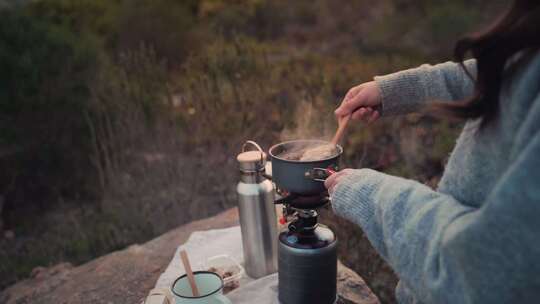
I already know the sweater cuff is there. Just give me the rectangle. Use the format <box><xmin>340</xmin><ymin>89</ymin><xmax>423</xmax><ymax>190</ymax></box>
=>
<box><xmin>331</xmin><ymin>169</ymin><xmax>387</xmax><ymax>257</ymax></box>
<box><xmin>374</xmin><ymin>71</ymin><xmax>427</xmax><ymax>116</ymax></box>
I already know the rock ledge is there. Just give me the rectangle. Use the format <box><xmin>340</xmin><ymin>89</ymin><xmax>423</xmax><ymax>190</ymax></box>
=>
<box><xmin>1</xmin><ymin>208</ymin><xmax>378</xmax><ymax>304</ymax></box>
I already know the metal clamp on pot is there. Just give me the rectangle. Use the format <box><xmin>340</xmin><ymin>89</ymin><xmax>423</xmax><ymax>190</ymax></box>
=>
<box><xmin>304</xmin><ymin>167</ymin><xmax>338</xmax><ymax>182</ymax></box>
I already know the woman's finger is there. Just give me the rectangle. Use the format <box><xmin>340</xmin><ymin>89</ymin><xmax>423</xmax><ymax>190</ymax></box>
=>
<box><xmin>352</xmin><ymin>107</ymin><xmax>369</xmax><ymax>121</ymax></box>
<box><xmin>336</xmin><ymin>81</ymin><xmax>382</xmax><ymax>118</ymax></box>
<box><xmin>325</xmin><ymin>169</ymin><xmax>347</xmax><ymax>190</ymax></box>
<box><xmin>363</xmin><ymin>107</ymin><xmax>373</xmax><ymax>121</ymax></box>
<box><xmin>324</xmin><ymin>170</ymin><xmax>342</xmax><ymax>190</ymax></box>
<box><xmin>368</xmin><ymin>111</ymin><xmax>380</xmax><ymax>123</ymax></box>
<box><xmin>338</xmin><ymin>87</ymin><xmax>361</xmax><ymax>113</ymax></box>
<box><xmin>325</xmin><ymin>169</ymin><xmax>354</xmax><ymax>195</ymax></box>
<box><xmin>343</xmin><ymin>85</ymin><xmax>363</xmax><ymax>103</ymax></box>
<box><xmin>327</xmin><ymin>171</ymin><xmax>352</xmax><ymax>195</ymax></box>
<box><xmin>327</xmin><ymin>175</ymin><xmax>343</xmax><ymax>195</ymax></box>
<box><xmin>336</xmin><ymin>87</ymin><xmax>365</xmax><ymax>116</ymax></box>
<box><xmin>351</xmin><ymin>108</ymin><xmax>363</xmax><ymax>120</ymax></box>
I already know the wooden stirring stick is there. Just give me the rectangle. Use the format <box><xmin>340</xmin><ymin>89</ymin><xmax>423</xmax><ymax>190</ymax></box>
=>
<box><xmin>300</xmin><ymin>113</ymin><xmax>352</xmax><ymax>161</ymax></box>
<box><xmin>180</xmin><ymin>250</ymin><xmax>200</xmax><ymax>297</ymax></box>
<box><xmin>331</xmin><ymin>114</ymin><xmax>352</xmax><ymax>146</ymax></box>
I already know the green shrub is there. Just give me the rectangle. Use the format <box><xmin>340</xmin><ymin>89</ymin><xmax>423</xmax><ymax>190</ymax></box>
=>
<box><xmin>0</xmin><ymin>9</ymin><xmax>100</xmax><ymax>203</ymax></box>
<box><xmin>115</xmin><ymin>0</ymin><xmax>200</xmax><ymax>68</ymax></box>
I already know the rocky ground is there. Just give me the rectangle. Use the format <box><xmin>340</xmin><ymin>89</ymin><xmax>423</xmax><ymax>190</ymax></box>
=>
<box><xmin>0</xmin><ymin>209</ymin><xmax>238</xmax><ymax>304</ymax></box>
<box><xmin>1</xmin><ymin>208</ymin><xmax>379</xmax><ymax>304</ymax></box>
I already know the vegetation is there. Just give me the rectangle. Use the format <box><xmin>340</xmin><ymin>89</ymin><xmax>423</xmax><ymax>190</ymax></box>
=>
<box><xmin>0</xmin><ymin>0</ymin><xmax>506</xmax><ymax>302</ymax></box>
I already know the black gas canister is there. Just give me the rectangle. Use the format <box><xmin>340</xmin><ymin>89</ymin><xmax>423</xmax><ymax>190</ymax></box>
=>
<box><xmin>278</xmin><ymin>210</ymin><xmax>337</xmax><ymax>304</ymax></box>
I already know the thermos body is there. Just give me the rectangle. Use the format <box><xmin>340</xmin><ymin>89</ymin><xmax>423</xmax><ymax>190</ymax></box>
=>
<box><xmin>237</xmin><ymin>180</ymin><xmax>278</xmax><ymax>278</ymax></box>
<box><xmin>236</xmin><ymin>141</ymin><xmax>278</xmax><ymax>279</ymax></box>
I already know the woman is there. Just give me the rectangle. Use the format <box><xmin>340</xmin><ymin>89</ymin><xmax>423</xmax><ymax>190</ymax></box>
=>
<box><xmin>325</xmin><ymin>1</ymin><xmax>540</xmax><ymax>303</ymax></box>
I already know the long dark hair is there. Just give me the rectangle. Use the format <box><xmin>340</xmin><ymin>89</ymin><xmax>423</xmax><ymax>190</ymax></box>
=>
<box><xmin>441</xmin><ymin>0</ymin><xmax>540</xmax><ymax>126</ymax></box>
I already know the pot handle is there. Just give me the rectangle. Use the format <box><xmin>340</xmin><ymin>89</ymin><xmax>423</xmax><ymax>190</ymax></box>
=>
<box><xmin>305</xmin><ymin>167</ymin><xmax>337</xmax><ymax>182</ymax></box>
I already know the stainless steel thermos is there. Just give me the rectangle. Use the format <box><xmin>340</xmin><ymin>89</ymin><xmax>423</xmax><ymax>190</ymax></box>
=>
<box><xmin>236</xmin><ymin>141</ymin><xmax>278</xmax><ymax>278</ymax></box>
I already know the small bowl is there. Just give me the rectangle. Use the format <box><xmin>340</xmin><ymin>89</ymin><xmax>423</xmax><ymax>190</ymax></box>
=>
<box><xmin>203</xmin><ymin>255</ymin><xmax>244</xmax><ymax>292</ymax></box>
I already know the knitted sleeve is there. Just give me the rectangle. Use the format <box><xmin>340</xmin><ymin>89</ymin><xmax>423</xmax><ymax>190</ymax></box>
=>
<box><xmin>331</xmin><ymin>127</ymin><xmax>540</xmax><ymax>303</ymax></box>
<box><xmin>374</xmin><ymin>59</ymin><xmax>476</xmax><ymax>116</ymax></box>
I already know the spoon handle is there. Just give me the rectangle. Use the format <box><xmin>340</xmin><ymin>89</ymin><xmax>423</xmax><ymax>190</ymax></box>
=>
<box><xmin>180</xmin><ymin>250</ymin><xmax>200</xmax><ymax>297</ymax></box>
<box><xmin>331</xmin><ymin>114</ymin><xmax>351</xmax><ymax>146</ymax></box>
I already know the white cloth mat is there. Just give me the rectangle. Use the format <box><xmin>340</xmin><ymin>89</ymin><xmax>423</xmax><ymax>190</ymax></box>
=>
<box><xmin>226</xmin><ymin>273</ymin><xmax>280</xmax><ymax>303</ymax></box>
<box><xmin>154</xmin><ymin>225</ymin><xmax>280</xmax><ymax>303</ymax></box>
<box><xmin>155</xmin><ymin>226</ymin><xmax>246</xmax><ymax>288</ymax></box>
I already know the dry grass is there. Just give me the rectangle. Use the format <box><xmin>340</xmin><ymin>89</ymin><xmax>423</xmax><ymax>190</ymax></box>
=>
<box><xmin>1</xmin><ymin>2</ymin><xmax>506</xmax><ymax>303</ymax></box>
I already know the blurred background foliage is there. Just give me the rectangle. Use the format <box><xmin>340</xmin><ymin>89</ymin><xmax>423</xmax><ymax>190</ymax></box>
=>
<box><xmin>0</xmin><ymin>0</ymin><xmax>506</xmax><ymax>302</ymax></box>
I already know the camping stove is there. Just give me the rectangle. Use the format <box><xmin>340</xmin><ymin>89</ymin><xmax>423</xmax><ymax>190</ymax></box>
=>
<box><xmin>237</xmin><ymin>140</ymin><xmax>339</xmax><ymax>304</ymax></box>
<box><xmin>275</xmin><ymin>190</ymin><xmax>337</xmax><ymax>304</ymax></box>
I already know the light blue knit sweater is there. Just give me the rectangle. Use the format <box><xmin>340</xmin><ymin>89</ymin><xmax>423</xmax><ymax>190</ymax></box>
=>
<box><xmin>332</xmin><ymin>52</ymin><xmax>540</xmax><ymax>304</ymax></box>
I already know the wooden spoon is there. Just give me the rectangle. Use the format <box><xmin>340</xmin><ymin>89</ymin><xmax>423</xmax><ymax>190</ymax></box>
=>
<box><xmin>180</xmin><ymin>250</ymin><xmax>200</xmax><ymax>297</ymax></box>
<box><xmin>299</xmin><ymin>114</ymin><xmax>351</xmax><ymax>161</ymax></box>
<box><xmin>331</xmin><ymin>114</ymin><xmax>352</xmax><ymax>146</ymax></box>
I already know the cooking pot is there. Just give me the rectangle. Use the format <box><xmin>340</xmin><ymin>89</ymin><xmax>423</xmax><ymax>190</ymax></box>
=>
<box><xmin>268</xmin><ymin>139</ymin><xmax>342</xmax><ymax>195</ymax></box>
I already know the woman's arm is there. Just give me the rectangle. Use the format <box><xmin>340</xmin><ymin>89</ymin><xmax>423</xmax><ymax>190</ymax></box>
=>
<box><xmin>375</xmin><ymin>59</ymin><xmax>476</xmax><ymax>116</ymax></box>
<box><xmin>331</xmin><ymin>127</ymin><xmax>540</xmax><ymax>303</ymax></box>
<box><xmin>334</xmin><ymin>60</ymin><xmax>477</xmax><ymax>122</ymax></box>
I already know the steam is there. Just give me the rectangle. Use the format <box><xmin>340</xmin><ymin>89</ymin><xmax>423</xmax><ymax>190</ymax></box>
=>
<box><xmin>279</xmin><ymin>99</ymin><xmax>334</xmax><ymax>142</ymax></box>
<box><xmin>299</xmin><ymin>143</ymin><xmax>337</xmax><ymax>161</ymax></box>
<box><xmin>277</xmin><ymin>99</ymin><xmax>338</xmax><ymax>160</ymax></box>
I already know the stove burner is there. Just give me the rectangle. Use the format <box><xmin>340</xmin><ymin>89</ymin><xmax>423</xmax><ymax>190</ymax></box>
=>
<box><xmin>288</xmin><ymin>209</ymin><xmax>318</xmax><ymax>232</ymax></box>
<box><xmin>275</xmin><ymin>191</ymin><xmax>330</xmax><ymax>209</ymax></box>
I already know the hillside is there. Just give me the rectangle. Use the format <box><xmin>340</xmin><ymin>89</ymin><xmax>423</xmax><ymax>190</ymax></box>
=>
<box><xmin>0</xmin><ymin>1</ymin><xmax>506</xmax><ymax>302</ymax></box>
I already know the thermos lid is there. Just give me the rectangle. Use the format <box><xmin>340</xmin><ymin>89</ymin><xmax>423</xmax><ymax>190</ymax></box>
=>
<box><xmin>238</xmin><ymin>141</ymin><xmax>266</xmax><ymax>173</ymax></box>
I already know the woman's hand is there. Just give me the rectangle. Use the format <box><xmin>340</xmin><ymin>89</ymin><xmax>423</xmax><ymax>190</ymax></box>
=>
<box><xmin>335</xmin><ymin>81</ymin><xmax>382</xmax><ymax>123</ymax></box>
<box><xmin>324</xmin><ymin>168</ymin><xmax>354</xmax><ymax>196</ymax></box>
